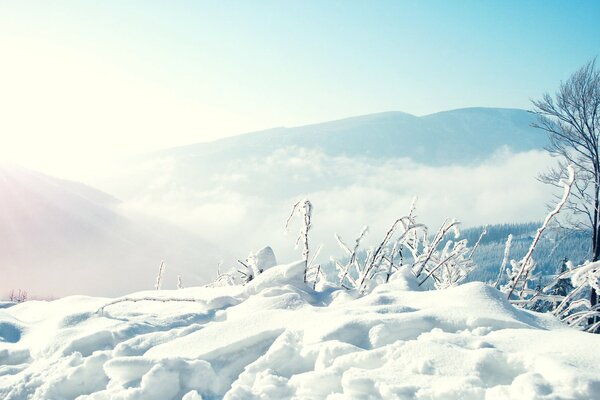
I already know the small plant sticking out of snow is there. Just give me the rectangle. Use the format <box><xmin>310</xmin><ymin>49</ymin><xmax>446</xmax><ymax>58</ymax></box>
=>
<box><xmin>493</xmin><ymin>234</ymin><xmax>513</xmax><ymax>289</ymax></box>
<box><xmin>235</xmin><ymin>247</ymin><xmax>279</xmax><ymax>285</ymax></box>
<box><xmin>237</xmin><ymin>258</ymin><xmax>255</xmax><ymax>283</ymax></box>
<box><xmin>203</xmin><ymin>261</ymin><xmax>236</xmax><ymax>288</ymax></box>
<box><xmin>285</xmin><ymin>199</ymin><xmax>317</xmax><ymax>283</ymax></box>
<box><xmin>8</xmin><ymin>289</ymin><xmax>28</xmax><ymax>303</ymax></box>
<box><xmin>212</xmin><ymin>261</ymin><xmax>235</xmax><ymax>287</ymax></box>
<box><xmin>154</xmin><ymin>260</ymin><xmax>166</xmax><ymax>290</ymax></box>
<box><xmin>334</xmin><ymin>226</ymin><xmax>369</xmax><ymax>289</ymax></box>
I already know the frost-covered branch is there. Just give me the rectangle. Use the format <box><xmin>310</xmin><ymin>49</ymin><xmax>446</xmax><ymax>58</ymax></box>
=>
<box><xmin>285</xmin><ymin>199</ymin><xmax>313</xmax><ymax>283</ymax></box>
<box><xmin>154</xmin><ymin>260</ymin><xmax>166</xmax><ymax>290</ymax></box>
<box><xmin>469</xmin><ymin>225</ymin><xmax>488</xmax><ymax>259</ymax></box>
<box><xmin>210</xmin><ymin>261</ymin><xmax>236</xmax><ymax>287</ymax></box>
<box><xmin>358</xmin><ymin>217</ymin><xmax>411</xmax><ymax>291</ymax></box>
<box><xmin>413</xmin><ymin>219</ymin><xmax>460</xmax><ymax>277</ymax></box>
<box><xmin>552</xmin><ymin>260</ymin><xmax>600</xmax><ymax>332</ymax></box>
<box><xmin>97</xmin><ymin>296</ymin><xmax>208</xmax><ymax>316</ymax></box>
<box><xmin>504</xmin><ymin>165</ymin><xmax>575</xmax><ymax>300</ymax></box>
<box><xmin>336</xmin><ymin>226</ymin><xmax>369</xmax><ymax>287</ymax></box>
<box><xmin>332</xmin><ymin>199</ymin><xmax>477</xmax><ymax>293</ymax></box>
<box><xmin>493</xmin><ymin>234</ymin><xmax>512</xmax><ymax>289</ymax></box>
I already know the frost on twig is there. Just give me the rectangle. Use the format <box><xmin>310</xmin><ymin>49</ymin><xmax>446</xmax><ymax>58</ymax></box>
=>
<box><xmin>552</xmin><ymin>261</ymin><xmax>600</xmax><ymax>332</ymax></box>
<box><xmin>335</xmin><ymin>226</ymin><xmax>369</xmax><ymax>288</ymax></box>
<box><xmin>237</xmin><ymin>259</ymin><xmax>254</xmax><ymax>284</ymax></box>
<box><xmin>503</xmin><ymin>165</ymin><xmax>575</xmax><ymax>300</ymax></box>
<box><xmin>332</xmin><ymin>198</ymin><xmax>478</xmax><ymax>294</ymax></box>
<box><xmin>96</xmin><ymin>296</ymin><xmax>208</xmax><ymax>316</ymax></box>
<box><xmin>207</xmin><ymin>261</ymin><xmax>235</xmax><ymax>287</ymax></box>
<box><xmin>469</xmin><ymin>225</ymin><xmax>488</xmax><ymax>259</ymax></box>
<box><xmin>154</xmin><ymin>260</ymin><xmax>166</xmax><ymax>290</ymax></box>
<box><xmin>9</xmin><ymin>289</ymin><xmax>28</xmax><ymax>303</ymax></box>
<box><xmin>285</xmin><ymin>199</ymin><xmax>314</xmax><ymax>283</ymax></box>
<box><xmin>493</xmin><ymin>234</ymin><xmax>512</xmax><ymax>289</ymax></box>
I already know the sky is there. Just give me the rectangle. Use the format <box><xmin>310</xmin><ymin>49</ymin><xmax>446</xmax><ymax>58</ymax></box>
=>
<box><xmin>0</xmin><ymin>1</ymin><xmax>599</xmax><ymax>178</ymax></box>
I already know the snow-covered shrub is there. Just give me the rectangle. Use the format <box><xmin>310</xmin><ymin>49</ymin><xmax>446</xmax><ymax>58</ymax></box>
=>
<box><xmin>332</xmin><ymin>198</ymin><xmax>480</xmax><ymax>293</ymax></box>
<box><xmin>552</xmin><ymin>261</ymin><xmax>600</xmax><ymax>332</ymax></box>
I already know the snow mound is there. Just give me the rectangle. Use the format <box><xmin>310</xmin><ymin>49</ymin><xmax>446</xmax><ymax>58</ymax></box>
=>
<box><xmin>1</xmin><ymin>263</ymin><xmax>599</xmax><ymax>399</ymax></box>
<box><xmin>249</xmin><ymin>246</ymin><xmax>278</xmax><ymax>273</ymax></box>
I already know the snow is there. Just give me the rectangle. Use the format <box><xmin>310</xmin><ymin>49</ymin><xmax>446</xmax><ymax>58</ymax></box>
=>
<box><xmin>1</xmin><ymin>261</ymin><xmax>599</xmax><ymax>399</ymax></box>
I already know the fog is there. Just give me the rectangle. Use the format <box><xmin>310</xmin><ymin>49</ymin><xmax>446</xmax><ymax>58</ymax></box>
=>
<box><xmin>109</xmin><ymin>147</ymin><xmax>556</xmax><ymax>269</ymax></box>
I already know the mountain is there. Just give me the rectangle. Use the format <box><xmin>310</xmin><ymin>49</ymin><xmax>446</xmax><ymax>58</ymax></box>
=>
<box><xmin>157</xmin><ymin>107</ymin><xmax>547</xmax><ymax>166</ymax></box>
<box><xmin>114</xmin><ymin>107</ymin><xmax>549</xmax><ymax>201</ymax></box>
<box><xmin>0</xmin><ymin>165</ymin><xmax>227</xmax><ymax>298</ymax></box>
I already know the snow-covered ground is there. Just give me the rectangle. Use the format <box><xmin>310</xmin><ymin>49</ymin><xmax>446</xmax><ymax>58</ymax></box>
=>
<box><xmin>1</xmin><ymin>261</ymin><xmax>599</xmax><ymax>400</ymax></box>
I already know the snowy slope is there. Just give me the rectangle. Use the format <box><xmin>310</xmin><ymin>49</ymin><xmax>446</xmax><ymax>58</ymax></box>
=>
<box><xmin>0</xmin><ymin>165</ymin><xmax>228</xmax><ymax>298</ymax></box>
<box><xmin>1</xmin><ymin>262</ymin><xmax>598</xmax><ymax>399</ymax></box>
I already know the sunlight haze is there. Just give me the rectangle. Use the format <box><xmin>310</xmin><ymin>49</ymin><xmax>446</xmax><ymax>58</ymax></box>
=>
<box><xmin>2</xmin><ymin>4</ymin><xmax>600</xmax><ymax>394</ymax></box>
<box><xmin>1</xmin><ymin>0</ymin><xmax>599</xmax><ymax>179</ymax></box>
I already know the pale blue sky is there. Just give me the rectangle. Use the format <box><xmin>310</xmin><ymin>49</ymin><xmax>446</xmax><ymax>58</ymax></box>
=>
<box><xmin>0</xmin><ymin>1</ymin><xmax>599</xmax><ymax>174</ymax></box>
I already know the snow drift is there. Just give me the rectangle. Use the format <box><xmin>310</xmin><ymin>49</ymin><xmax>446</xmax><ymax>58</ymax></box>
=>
<box><xmin>1</xmin><ymin>261</ymin><xmax>599</xmax><ymax>399</ymax></box>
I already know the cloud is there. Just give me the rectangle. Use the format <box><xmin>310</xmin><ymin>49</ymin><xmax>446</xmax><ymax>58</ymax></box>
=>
<box><xmin>114</xmin><ymin>147</ymin><xmax>558</xmax><ymax>265</ymax></box>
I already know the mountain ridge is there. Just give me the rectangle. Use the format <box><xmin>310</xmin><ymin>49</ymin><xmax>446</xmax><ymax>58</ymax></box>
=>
<box><xmin>154</xmin><ymin>107</ymin><xmax>547</xmax><ymax>166</ymax></box>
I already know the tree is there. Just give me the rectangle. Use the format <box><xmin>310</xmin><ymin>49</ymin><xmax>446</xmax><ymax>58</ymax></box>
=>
<box><xmin>551</xmin><ymin>258</ymin><xmax>575</xmax><ymax>298</ymax></box>
<box><xmin>532</xmin><ymin>59</ymin><xmax>600</xmax><ymax>327</ymax></box>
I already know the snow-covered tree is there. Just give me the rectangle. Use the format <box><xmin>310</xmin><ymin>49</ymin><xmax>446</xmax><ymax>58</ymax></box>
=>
<box><xmin>533</xmin><ymin>59</ymin><xmax>600</xmax><ymax>324</ymax></box>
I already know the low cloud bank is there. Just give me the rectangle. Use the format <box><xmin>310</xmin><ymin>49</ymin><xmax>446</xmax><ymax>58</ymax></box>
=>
<box><xmin>115</xmin><ymin>147</ymin><xmax>557</xmax><ymax>267</ymax></box>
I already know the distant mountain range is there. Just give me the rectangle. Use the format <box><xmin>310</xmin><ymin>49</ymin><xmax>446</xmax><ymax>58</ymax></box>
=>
<box><xmin>157</xmin><ymin>107</ymin><xmax>547</xmax><ymax>166</ymax></box>
<box><xmin>113</xmin><ymin>106</ymin><xmax>550</xmax><ymax>201</ymax></box>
